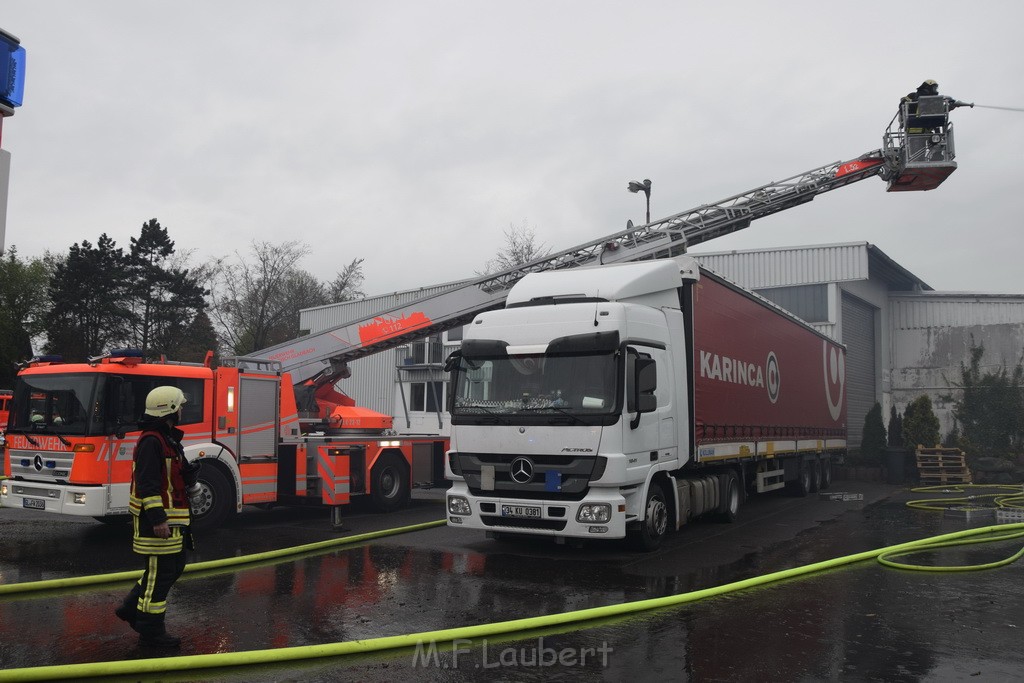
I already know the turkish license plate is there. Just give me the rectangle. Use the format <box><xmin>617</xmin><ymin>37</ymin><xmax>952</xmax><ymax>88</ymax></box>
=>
<box><xmin>22</xmin><ymin>498</ymin><xmax>45</xmax><ymax>510</ymax></box>
<box><xmin>501</xmin><ymin>504</ymin><xmax>541</xmax><ymax>519</ymax></box>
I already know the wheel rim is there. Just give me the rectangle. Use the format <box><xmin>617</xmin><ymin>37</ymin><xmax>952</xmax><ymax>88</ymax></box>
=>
<box><xmin>646</xmin><ymin>493</ymin><xmax>668</xmax><ymax>537</ymax></box>
<box><xmin>379</xmin><ymin>466</ymin><xmax>400</xmax><ymax>499</ymax></box>
<box><xmin>192</xmin><ymin>483</ymin><xmax>213</xmax><ymax>516</ymax></box>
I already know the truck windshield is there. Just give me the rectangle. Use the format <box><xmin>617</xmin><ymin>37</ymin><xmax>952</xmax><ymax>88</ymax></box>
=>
<box><xmin>452</xmin><ymin>352</ymin><xmax>617</xmax><ymax>416</ymax></box>
<box><xmin>9</xmin><ymin>374</ymin><xmax>99</xmax><ymax>435</ymax></box>
<box><xmin>10</xmin><ymin>372</ymin><xmax>205</xmax><ymax>437</ymax></box>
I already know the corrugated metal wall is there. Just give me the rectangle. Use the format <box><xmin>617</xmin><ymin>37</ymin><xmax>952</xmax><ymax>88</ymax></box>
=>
<box><xmin>892</xmin><ymin>295</ymin><xmax>1024</xmax><ymax>329</ymax></box>
<box><xmin>693</xmin><ymin>243</ymin><xmax>869</xmax><ymax>289</ymax></box>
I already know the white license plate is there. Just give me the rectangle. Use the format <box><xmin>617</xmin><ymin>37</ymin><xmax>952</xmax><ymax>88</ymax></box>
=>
<box><xmin>22</xmin><ymin>498</ymin><xmax>45</xmax><ymax>510</ymax></box>
<box><xmin>501</xmin><ymin>504</ymin><xmax>541</xmax><ymax>519</ymax></box>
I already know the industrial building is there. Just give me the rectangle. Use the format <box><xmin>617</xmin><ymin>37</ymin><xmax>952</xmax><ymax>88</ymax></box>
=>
<box><xmin>300</xmin><ymin>242</ymin><xmax>1024</xmax><ymax>451</ymax></box>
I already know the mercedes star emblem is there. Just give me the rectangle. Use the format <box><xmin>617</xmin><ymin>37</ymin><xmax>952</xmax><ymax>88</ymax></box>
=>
<box><xmin>509</xmin><ymin>457</ymin><xmax>535</xmax><ymax>484</ymax></box>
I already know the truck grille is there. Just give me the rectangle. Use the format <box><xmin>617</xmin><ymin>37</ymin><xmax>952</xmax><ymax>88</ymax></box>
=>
<box><xmin>7</xmin><ymin>449</ymin><xmax>76</xmax><ymax>481</ymax></box>
<box><xmin>453</xmin><ymin>452</ymin><xmax>606</xmax><ymax>501</ymax></box>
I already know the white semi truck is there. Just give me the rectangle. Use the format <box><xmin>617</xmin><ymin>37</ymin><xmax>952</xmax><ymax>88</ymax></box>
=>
<box><xmin>443</xmin><ymin>258</ymin><xmax>848</xmax><ymax>550</ymax></box>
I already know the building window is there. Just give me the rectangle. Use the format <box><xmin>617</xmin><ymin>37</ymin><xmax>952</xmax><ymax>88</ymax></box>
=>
<box><xmin>410</xmin><ymin>381</ymin><xmax>445</xmax><ymax>412</ymax></box>
<box><xmin>756</xmin><ymin>284</ymin><xmax>829</xmax><ymax>323</ymax></box>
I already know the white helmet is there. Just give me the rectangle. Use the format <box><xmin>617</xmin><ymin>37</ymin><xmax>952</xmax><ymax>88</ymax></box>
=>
<box><xmin>144</xmin><ymin>386</ymin><xmax>186</xmax><ymax>418</ymax></box>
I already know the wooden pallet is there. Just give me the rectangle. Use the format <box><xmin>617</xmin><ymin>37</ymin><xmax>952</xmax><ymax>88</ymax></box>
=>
<box><xmin>915</xmin><ymin>447</ymin><xmax>972</xmax><ymax>484</ymax></box>
<box><xmin>918</xmin><ymin>472</ymin><xmax>973</xmax><ymax>484</ymax></box>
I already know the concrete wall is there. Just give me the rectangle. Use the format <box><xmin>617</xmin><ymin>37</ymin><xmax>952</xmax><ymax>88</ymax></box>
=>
<box><xmin>890</xmin><ymin>321</ymin><xmax>1024</xmax><ymax>439</ymax></box>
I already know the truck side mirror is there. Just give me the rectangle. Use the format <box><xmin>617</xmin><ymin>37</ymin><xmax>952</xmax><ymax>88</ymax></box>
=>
<box><xmin>443</xmin><ymin>351</ymin><xmax>462</xmax><ymax>373</ymax></box>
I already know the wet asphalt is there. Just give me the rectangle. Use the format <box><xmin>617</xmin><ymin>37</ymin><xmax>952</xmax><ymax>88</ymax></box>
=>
<box><xmin>1</xmin><ymin>479</ymin><xmax>1022</xmax><ymax>682</ymax></box>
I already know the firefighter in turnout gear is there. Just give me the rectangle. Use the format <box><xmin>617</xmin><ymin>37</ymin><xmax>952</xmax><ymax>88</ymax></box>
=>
<box><xmin>115</xmin><ymin>386</ymin><xmax>202</xmax><ymax>648</ymax></box>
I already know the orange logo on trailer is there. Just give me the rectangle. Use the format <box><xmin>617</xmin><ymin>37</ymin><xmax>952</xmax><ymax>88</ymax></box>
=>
<box><xmin>358</xmin><ymin>312</ymin><xmax>432</xmax><ymax>345</ymax></box>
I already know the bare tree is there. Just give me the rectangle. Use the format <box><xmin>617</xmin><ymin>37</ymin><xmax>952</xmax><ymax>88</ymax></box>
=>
<box><xmin>479</xmin><ymin>222</ymin><xmax>549</xmax><ymax>275</ymax></box>
<box><xmin>328</xmin><ymin>258</ymin><xmax>365</xmax><ymax>302</ymax></box>
<box><xmin>206</xmin><ymin>240</ymin><xmax>326</xmax><ymax>355</ymax></box>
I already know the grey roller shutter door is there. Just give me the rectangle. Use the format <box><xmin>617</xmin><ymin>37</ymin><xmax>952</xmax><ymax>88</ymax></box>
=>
<box><xmin>841</xmin><ymin>293</ymin><xmax>876</xmax><ymax>449</ymax></box>
<box><xmin>239</xmin><ymin>376</ymin><xmax>279</xmax><ymax>460</ymax></box>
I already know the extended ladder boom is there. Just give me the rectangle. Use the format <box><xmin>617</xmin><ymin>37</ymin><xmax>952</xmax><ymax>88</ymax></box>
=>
<box><xmin>243</xmin><ymin>151</ymin><xmax>888</xmax><ymax>386</ymax></box>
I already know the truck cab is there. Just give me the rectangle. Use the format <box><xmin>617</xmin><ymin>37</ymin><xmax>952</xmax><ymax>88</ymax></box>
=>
<box><xmin>445</xmin><ymin>260</ymin><xmax>695</xmax><ymax>545</ymax></box>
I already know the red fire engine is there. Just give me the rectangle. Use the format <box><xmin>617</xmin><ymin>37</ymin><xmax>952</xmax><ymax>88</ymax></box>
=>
<box><xmin>1</xmin><ymin>350</ymin><xmax>447</xmax><ymax>528</ymax></box>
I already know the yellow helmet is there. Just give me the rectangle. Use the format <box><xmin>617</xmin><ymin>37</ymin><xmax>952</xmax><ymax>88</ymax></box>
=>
<box><xmin>144</xmin><ymin>386</ymin><xmax>186</xmax><ymax>418</ymax></box>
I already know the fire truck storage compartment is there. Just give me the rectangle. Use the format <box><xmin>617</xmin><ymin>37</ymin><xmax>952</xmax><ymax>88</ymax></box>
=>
<box><xmin>237</xmin><ymin>375</ymin><xmax>279</xmax><ymax>462</ymax></box>
<box><xmin>412</xmin><ymin>441</ymin><xmax>448</xmax><ymax>486</ymax></box>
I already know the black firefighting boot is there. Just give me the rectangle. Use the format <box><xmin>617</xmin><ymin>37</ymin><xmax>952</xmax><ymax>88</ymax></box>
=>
<box><xmin>114</xmin><ymin>584</ymin><xmax>142</xmax><ymax>628</ymax></box>
<box><xmin>135</xmin><ymin>612</ymin><xmax>182</xmax><ymax>648</ymax></box>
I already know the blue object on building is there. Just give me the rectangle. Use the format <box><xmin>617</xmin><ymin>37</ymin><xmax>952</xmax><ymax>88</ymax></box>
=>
<box><xmin>0</xmin><ymin>29</ymin><xmax>26</xmax><ymax>109</ymax></box>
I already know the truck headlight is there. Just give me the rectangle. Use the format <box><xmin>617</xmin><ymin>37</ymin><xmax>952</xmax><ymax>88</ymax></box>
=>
<box><xmin>0</xmin><ymin>483</ymin><xmax>7</xmax><ymax>496</ymax></box>
<box><xmin>577</xmin><ymin>503</ymin><xmax>611</xmax><ymax>523</ymax></box>
<box><xmin>448</xmin><ymin>496</ymin><xmax>471</xmax><ymax>516</ymax></box>
<box><xmin>73</xmin><ymin>493</ymin><xmax>87</xmax><ymax>504</ymax></box>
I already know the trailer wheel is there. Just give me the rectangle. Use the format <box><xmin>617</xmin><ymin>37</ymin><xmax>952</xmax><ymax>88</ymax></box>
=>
<box><xmin>190</xmin><ymin>466</ymin><xmax>234</xmax><ymax>531</ymax></box>
<box><xmin>371</xmin><ymin>453</ymin><xmax>410</xmax><ymax>513</ymax></box>
<box><xmin>630</xmin><ymin>480</ymin><xmax>669</xmax><ymax>552</ymax></box>
<box><xmin>821</xmin><ymin>457</ymin><xmax>833</xmax><ymax>490</ymax></box>
<box><xmin>787</xmin><ymin>462</ymin><xmax>812</xmax><ymax>497</ymax></box>
<box><xmin>809</xmin><ymin>459</ymin><xmax>822</xmax><ymax>493</ymax></box>
<box><xmin>717</xmin><ymin>471</ymin><xmax>740</xmax><ymax>523</ymax></box>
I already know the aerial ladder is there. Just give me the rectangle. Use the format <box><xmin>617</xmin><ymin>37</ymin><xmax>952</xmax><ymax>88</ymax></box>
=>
<box><xmin>240</xmin><ymin>96</ymin><xmax>963</xmax><ymax>404</ymax></box>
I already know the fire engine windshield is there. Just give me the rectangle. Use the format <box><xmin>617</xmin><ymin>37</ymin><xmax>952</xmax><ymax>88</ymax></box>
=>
<box><xmin>451</xmin><ymin>338</ymin><xmax>619</xmax><ymax>425</ymax></box>
<box><xmin>9</xmin><ymin>374</ymin><xmax>98</xmax><ymax>435</ymax></box>
<box><xmin>10</xmin><ymin>373</ymin><xmax>204</xmax><ymax>436</ymax></box>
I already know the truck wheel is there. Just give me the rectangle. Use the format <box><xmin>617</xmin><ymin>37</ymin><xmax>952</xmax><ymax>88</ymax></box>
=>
<box><xmin>371</xmin><ymin>453</ymin><xmax>410</xmax><ymax>513</ymax></box>
<box><xmin>190</xmin><ymin>466</ymin><xmax>234</xmax><ymax>531</ymax></box>
<box><xmin>787</xmin><ymin>463</ymin><xmax>812</xmax><ymax>497</ymax></box>
<box><xmin>821</xmin><ymin>457</ymin><xmax>833</xmax><ymax>489</ymax></box>
<box><xmin>630</xmin><ymin>481</ymin><xmax>669</xmax><ymax>552</ymax></box>
<box><xmin>717</xmin><ymin>471</ymin><xmax>740</xmax><ymax>523</ymax></box>
<box><xmin>809</xmin><ymin>459</ymin><xmax>822</xmax><ymax>493</ymax></box>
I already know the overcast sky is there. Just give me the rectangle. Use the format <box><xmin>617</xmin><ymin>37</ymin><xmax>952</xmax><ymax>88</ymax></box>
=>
<box><xmin>2</xmin><ymin>1</ymin><xmax>1023</xmax><ymax>298</ymax></box>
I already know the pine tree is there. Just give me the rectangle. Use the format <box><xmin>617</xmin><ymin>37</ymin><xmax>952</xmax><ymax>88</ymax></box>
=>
<box><xmin>44</xmin><ymin>235</ymin><xmax>131</xmax><ymax>361</ymax></box>
<box><xmin>861</xmin><ymin>402</ymin><xmax>887</xmax><ymax>461</ymax></box>
<box><xmin>902</xmin><ymin>395</ymin><xmax>941</xmax><ymax>451</ymax></box>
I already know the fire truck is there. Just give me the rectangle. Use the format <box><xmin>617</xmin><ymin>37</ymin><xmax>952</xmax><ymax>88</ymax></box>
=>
<box><xmin>1</xmin><ymin>92</ymin><xmax>964</xmax><ymax>530</ymax></box>
<box><xmin>0</xmin><ymin>350</ymin><xmax>449</xmax><ymax>528</ymax></box>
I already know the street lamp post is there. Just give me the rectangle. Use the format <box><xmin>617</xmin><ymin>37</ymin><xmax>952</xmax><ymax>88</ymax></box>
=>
<box><xmin>627</xmin><ymin>179</ymin><xmax>651</xmax><ymax>225</ymax></box>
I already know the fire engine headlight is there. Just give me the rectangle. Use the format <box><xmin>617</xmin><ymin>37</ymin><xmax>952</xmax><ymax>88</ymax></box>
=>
<box><xmin>72</xmin><ymin>493</ymin><xmax>87</xmax><ymax>504</ymax></box>
<box><xmin>448</xmin><ymin>496</ymin><xmax>471</xmax><ymax>516</ymax></box>
<box><xmin>576</xmin><ymin>503</ymin><xmax>611</xmax><ymax>524</ymax></box>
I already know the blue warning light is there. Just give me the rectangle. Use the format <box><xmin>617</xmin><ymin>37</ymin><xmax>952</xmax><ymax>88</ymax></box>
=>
<box><xmin>0</xmin><ymin>29</ymin><xmax>26</xmax><ymax>109</ymax></box>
